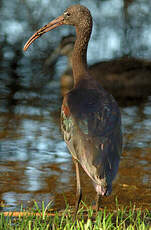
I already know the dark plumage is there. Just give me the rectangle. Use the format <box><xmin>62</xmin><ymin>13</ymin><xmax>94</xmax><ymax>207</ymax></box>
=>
<box><xmin>24</xmin><ymin>4</ymin><xmax>122</xmax><ymax>216</ymax></box>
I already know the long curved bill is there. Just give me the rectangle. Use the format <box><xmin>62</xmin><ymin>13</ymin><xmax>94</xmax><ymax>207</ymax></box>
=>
<box><xmin>24</xmin><ymin>15</ymin><xmax>64</xmax><ymax>51</ymax></box>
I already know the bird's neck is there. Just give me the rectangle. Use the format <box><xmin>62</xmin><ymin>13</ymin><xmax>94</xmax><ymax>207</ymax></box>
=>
<box><xmin>72</xmin><ymin>26</ymin><xmax>92</xmax><ymax>85</ymax></box>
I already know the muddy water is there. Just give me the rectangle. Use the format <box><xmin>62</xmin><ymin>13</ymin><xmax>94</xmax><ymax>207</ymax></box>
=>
<box><xmin>0</xmin><ymin>80</ymin><xmax>151</xmax><ymax>211</ymax></box>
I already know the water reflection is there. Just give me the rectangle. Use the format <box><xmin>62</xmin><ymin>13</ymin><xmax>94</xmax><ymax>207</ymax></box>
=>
<box><xmin>0</xmin><ymin>77</ymin><xmax>151</xmax><ymax>210</ymax></box>
<box><xmin>0</xmin><ymin>0</ymin><xmax>151</xmax><ymax>211</ymax></box>
<box><xmin>0</xmin><ymin>79</ymin><xmax>73</xmax><ymax>210</ymax></box>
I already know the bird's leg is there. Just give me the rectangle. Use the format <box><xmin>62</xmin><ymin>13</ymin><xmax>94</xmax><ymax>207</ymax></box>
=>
<box><xmin>95</xmin><ymin>193</ymin><xmax>101</xmax><ymax>213</ymax></box>
<box><xmin>73</xmin><ymin>158</ymin><xmax>82</xmax><ymax>217</ymax></box>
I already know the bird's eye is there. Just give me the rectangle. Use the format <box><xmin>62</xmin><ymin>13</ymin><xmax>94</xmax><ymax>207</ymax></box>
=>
<box><xmin>64</xmin><ymin>11</ymin><xmax>70</xmax><ymax>17</ymax></box>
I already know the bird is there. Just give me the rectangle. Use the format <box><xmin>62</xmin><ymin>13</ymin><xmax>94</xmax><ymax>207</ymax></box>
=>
<box><xmin>46</xmin><ymin>34</ymin><xmax>151</xmax><ymax>100</ymax></box>
<box><xmin>24</xmin><ymin>4</ymin><xmax>122</xmax><ymax>215</ymax></box>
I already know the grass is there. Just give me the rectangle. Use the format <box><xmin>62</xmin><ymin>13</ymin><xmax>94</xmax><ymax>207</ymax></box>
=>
<box><xmin>0</xmin><ymin>201</ymin><xmax>151</xmax><ymax>230</ymax></box>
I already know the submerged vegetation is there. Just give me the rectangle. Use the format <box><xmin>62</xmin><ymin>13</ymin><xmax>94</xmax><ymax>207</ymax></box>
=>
<box><xmin>0</xmin><ymin>201</ymin><xmax>151</xmax><ymax>229</ymax></box>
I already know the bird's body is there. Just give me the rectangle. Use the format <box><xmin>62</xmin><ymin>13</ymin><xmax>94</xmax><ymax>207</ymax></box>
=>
<box><xmin>61</xmin><ymin>77</ymin><xmax>122</xmax><ymax>196</ymax></box>
<box><xmin>24</xmin><ymin>4</ymin><xmax>122</xmax><ymax>215</ymax></box>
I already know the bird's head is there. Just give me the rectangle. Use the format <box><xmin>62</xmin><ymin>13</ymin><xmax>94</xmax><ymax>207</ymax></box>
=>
<box><xmin>24</xmin><ymin>4</ymin><xmax>92</xmax><ymax>51</ymax></box>
<box><xmin>63</xmin><ymin>5</ymin><xmax>92</xmax><ymax>27</ymax></box>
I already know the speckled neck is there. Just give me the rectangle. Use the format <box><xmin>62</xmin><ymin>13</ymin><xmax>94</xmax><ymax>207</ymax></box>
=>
<box><xmin>72</xmin><ymin>20</ymin><xmax>92</xmax><ymax>86</ymax></box>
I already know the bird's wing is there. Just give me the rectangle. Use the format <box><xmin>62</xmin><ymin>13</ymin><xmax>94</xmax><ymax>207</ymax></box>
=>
<box><xmin>65</xmin><ymin>87</ymin><xmax>122</xmax><ymax>184</ymax></box>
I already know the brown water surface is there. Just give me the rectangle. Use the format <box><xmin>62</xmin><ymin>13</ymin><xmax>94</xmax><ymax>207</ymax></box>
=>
<box><xmin>0</xmin><ymin>81</ymin><xmax>151</xmax><ymax>211</ymax></box>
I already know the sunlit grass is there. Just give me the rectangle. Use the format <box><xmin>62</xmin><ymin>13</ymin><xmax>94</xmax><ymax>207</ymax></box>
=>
<box><xmin>0</xmin><ymin>201</ymin><xmax>151</xmax><ymax>229</ymax></box>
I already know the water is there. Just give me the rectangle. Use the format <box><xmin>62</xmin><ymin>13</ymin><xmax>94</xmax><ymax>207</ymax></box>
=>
<box><xmin>0</xmin><ymin>0</ymin><xmax>151</xmax><ymax>211</ymax></box>
<box><xmin>0</xmin><ymin>77</ymin><xmax>151</xmax><ymax>211</ymax></box>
